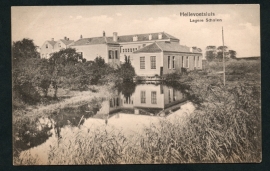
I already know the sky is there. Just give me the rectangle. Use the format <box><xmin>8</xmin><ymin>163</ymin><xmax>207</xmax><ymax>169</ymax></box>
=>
<box><xmin>11</xmin><ymin>5</ymin><xmax>260</xmax><ymax>57</ymax></box>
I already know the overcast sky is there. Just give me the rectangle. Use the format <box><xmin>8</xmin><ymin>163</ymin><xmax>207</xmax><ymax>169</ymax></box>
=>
<box><xmin>12</xmin><ymin>5</ymin><xmax>260</xmax><ymax>57</ymax></box>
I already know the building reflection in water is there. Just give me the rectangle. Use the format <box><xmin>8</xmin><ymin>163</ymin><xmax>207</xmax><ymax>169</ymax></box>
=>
<box><xmin>93</xmin><ymin>83</ymin><xmax>188</xmax><ymax>120</ymax></box>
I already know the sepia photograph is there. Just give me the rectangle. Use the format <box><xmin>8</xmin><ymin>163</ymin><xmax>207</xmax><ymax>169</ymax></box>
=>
<box><xmin>11</xmin><ymin>5</ymin><xmax>261</xmax><ymax>165</ymax></box>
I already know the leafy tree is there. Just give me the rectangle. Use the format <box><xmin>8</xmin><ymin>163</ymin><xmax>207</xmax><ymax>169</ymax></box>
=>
<box><xmin>12</xmin><ymin>39</ymin><xmax>48</xmax><ymax>104</ymax></box>
<box><xmin>88</xmin><ymin>56</ymin><xmax>114</xmax><ymax>85</ymax></box>
<box><xmin>116</xmin><ymin>56</ymin><xmax>136</xmax><ymax>81</ymax></box>
<box><xmin>48</xmin><ymin>48</ymin><xmax>85</xmax><ymax>97</ymax></box>
<box><xmin>216</xmin><ymin>46</ymin><xmax>229</xmax><ymax>61</ymax></box>
<box><xmin>205</xmin><ymin>46</ymin><xmax>216</xmax><ymax>62</ymax></box>
<box><xmin>12</xmin><ymin>38</ymin><xmax>40</xmax><ymax>64</ymax></box>
<box><xmin>229</xmin><ymin>50</ymin><xmax>237</xmax><ymax>59</ymax></box>
<box><xmin>205</xmin><ymin>51</ymin><xmax>215</xmax><ymax>62</ymax></box>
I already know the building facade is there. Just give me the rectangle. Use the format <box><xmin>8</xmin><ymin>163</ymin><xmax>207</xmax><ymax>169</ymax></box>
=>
<box><xmin>40</xmin><ymin>37</ymin><xmax>74</xmax><ymax>59</ymax></box>
<box><xmin>132</xmin><ymin>41</ymin><xmax>203</xmax><ymax>76</ymax></box>
<box><xmin>70</xmin><ymin>32</ymin><xmax>120</xmax><ymax>67</ymax></box>
<box><xmin>40</xmin><ymin>31</ymin><xmax>202</xmax><ymax>76</ymax></box>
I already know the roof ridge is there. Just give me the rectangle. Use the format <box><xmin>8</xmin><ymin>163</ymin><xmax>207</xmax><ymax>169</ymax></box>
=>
<box><xmin>163</xmin><ymin>32</ymin><xmax>179</xmax><ymax>40</ymax></box>
<box><xmin>118</xmin><ymin>32</ymin><xmax>163</xmax><ymax>37</ymax></box>
<box><xmin>154</xmin><ymin>41</ymin><xmax>163</xmax><ymax>52</ymax></box>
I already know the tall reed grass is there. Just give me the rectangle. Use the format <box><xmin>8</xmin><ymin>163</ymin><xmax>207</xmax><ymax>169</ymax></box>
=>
<box><xmin>14</xmin><ymin>59</ymin><xmax>261</xmax><ymax>164</ymax></box>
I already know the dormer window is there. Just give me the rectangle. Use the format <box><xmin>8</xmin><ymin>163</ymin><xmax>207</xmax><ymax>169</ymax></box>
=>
<box><xmin>46</xmin><ymin>44</ymin><xmax>48</xmax><ymax>48</ymax></box>
<box><xmin>149</xmin><ymin>34</ymin><xmax>152</xmax><ymax>40</ymax></box>
<box><xmin>133</xmin><ymin>35</ymin><xmax>138</xmax><ymax>41</ymax></box>
<box><xmin>158</xmin><ymin>33</ymin><xmax>162</xmax><ymax>39</ymax></box>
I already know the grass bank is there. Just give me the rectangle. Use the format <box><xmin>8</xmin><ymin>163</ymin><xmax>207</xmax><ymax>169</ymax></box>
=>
<box><xmin>14</xmin><ymin>59</ymin><xmax>261</xmax><ymax>164</ymax></box>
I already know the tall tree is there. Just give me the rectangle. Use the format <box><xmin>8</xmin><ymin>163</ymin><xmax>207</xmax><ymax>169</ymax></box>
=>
<box><xmin>216</xmin><ymin>46</ymin><xmax>229</xmax><ymax>61</ymax></box>
<box><xmin>48</xmin><ymin>48</ymin><xmax>84</xmax><ymax>97</ymax></box>
<box><xmin>229</xmin><ymin>50</ymin><xmax>237</xmax><ymax>59</ymax></box>
<box><xmin>12</xmin><ymin>39</ymin><xmax>44</xmax><ymax>104</ymax></box>
<box><xmin>205</xmin><ymin>46</ymin><xmax>217</xmax><ymax>62</ymax></box>
<box><xmin>12</xmin><ymin>38</ymin><xmax>40</xmax><ymax>62</ymax></box>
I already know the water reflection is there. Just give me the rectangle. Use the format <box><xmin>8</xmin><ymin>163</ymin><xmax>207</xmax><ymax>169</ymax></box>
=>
<box><xmin>16</xmin><ymin>82</ymin><xmax>191</xmax><ymax>160</ymax></box>
<box><xmin>108</xmin><ymin>83</ymin><xmax>187</xmax><ymax>117</ymax></box>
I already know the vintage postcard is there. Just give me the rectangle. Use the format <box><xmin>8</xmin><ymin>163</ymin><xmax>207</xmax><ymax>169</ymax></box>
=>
<box><xmin>12</xmin><ymin>5</ymin><xmax>261</xmax><ymax>165</ymax></box>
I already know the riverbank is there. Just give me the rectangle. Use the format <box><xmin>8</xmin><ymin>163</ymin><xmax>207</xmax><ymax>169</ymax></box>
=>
<box><xmin>13</xmin><ymin>59</ymin><xmax>261</xmax><ymax>164</ymax></box>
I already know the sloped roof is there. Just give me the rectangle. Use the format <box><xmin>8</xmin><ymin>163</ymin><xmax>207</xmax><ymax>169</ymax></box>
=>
<box><xmin>47</xmin><ymin>40</ymin><xmax>56</xmax><ymax>46</ymax></box>
<box><xmin>156</xmin><ymin>42</ymin><xmax>191</xmax><ymax>53</ymax></box>
<box><xmin>117</xmin><ymin>32</ymin><xmax>178</xmax><ymax>42</ymax></box>
<box><xmin>71</xmin><ymin>32</ymin><xmax>179</xmax><ymax>46</ymax></box>
<box><xmin>134</xmin><ymin>41</ymin><xmax>202</xmax><ymax>54</ymax></box>
<box><xmin>60</xmin><ymin>39</ymin><xmax>74</xmax><ymax>45</ymax></box>
<box><xmin>134</xmin><ymin>43</ymin><xmax>162</xmax><ymax>53</ymax></box>
<box><xmin>72</xmin><ymin>36</ymin><xmax>119</xmax><ymax>46</ymax></box>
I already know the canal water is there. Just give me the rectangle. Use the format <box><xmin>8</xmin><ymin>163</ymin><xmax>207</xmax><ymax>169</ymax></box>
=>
<box><xmin>15</xmin><ymin>82</ymin><xmax>195</xmax><ymax>164</ymax></box>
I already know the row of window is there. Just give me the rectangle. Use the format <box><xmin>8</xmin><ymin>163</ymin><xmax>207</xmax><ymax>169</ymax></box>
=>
<box><xmin>121</xmin><ymin>44</ymin><xmax>146</xmax><ymax>53</ymax></box>
<box><xmin>108</xmin><ymin>50</ymin><xmax>118</xmax><ymax>59</ymax></box>
<box><xmin>141</xmin><ymin>91</ymin><xmax>157</xmax><ymax>104</ymax></box>
<box><xmin>140</xmin><ymin>56</ymin><xmax>156</xmax><ymax>69</ymax></box>
<box><xmin>168</xmin><ymin>56</ymin><xmax>200</xmax><ymax>69</ymax></box>
<box><xmin>121</xmin><ymin>48</ymin><xmax>138</xmax><ymax>53</ymax></box>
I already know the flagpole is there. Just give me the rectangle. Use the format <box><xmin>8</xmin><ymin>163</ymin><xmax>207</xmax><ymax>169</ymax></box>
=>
<box><xmin>222</xmin><ymin>27</ymin><xmax>225</xmax><ymax>86</ymax></box>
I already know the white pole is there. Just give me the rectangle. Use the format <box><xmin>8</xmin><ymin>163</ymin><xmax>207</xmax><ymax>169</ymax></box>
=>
<box><xmin>222</xmin><ymin>27</ymin><xmax>225</xmax><ymax>86</ymax></box>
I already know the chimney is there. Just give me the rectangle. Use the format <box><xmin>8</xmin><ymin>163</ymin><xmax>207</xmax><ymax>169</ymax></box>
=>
<box><xmin>103</xmin><ymin>31</ymin><xmax>106</xmax><ymax>37</ymax></box>
<box><xmin>149</xmin><ymin>34</ymin><xmax>152</xmax><ymax>40</ymax></box>
<box><xmin>80</xmin><ymin>35</ymin><xmax>83</xmax><ymax>39</ymax></box>
<box><xmin>113</xmin><ymin>32</ymin><xmax>118</xmax><ymax>42</ymax></box>
<box><xmin>67</xmin><ymin>38</ymin><xmax>69</xmax><ymax>41</ymax></box>
<box><xmin>51</xmin><ymin>38</ymin><xmax>54</xmax><ymax>41</ymax></box>
<box><xmin>133</xmin><ymin>35</ymin><xmax>138</xmax><ymax>41</ymax></box>
<box><xmin>64</xmin><ymin>36</ymin><xmax>67</xmax><ymax>40</ymax></box>
<box><xmin>158</xmin><ymin>33</ymin><xmax>162</xmax><ymax>39</ymax></box>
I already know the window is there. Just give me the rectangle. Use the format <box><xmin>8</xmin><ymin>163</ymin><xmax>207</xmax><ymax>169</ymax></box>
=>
<box><xmin>108</xmin><ymin>50</ymin><xmax>112</xmax><ymax>59</ymax></box>
<box><xmin>194</xmin><ymin>56</ymin><xmax>196</xmax><ymax>67</ymax></box>
<box><xmin>140</xmin><ymin>57</ymin><xmax>145</xmax><ymax>69</ymax></box>
<box><xmin>135</xmin><ymin>48</ymin><xmax>137</xmax><ymax>51</ymax></box>
<box><xmin>115</xmin><ymin>50</ymin><xmax>118</xmax><ymax>59</ymax></box>
<box><xmin>181</xmin><ymin>56</ymin><xmax>184</xmax><ymax>67</ymax></box>
<box><xmin>172</xmin><ymin>56</ymin><xmax>175</xmax><ymax>69</ymax></box>
<box><xmin>168</xmin><ymin>89</ymin><xmax>172</xmax><ymax>103</ymax></box>
<box><xmin>168</xmin><ymin>56</ymin><xmax>171</xmax><ymax>69</ymax></box>
<box><xmin>150</xmin><ymin>56</ymin><xmax>156</xmax><ymax>69</ymax></box>
<box><xmin>141</xmin><ymin>91</ymin><xmax>146</xmax><ymax>103</ymax></box>
<box><xmin>197</xmin><ymin>56</ymin><xmax>200</xmax><ymax>67</ymax></box>
<box><xmin>112</xmin><ymin>50</ymin><xmax>115</xmax><ymax>59</ymax></box>
<box><xmin>78</xmin><ymin>52</ymin><xmax>83</xmax><ymax>58</ymax></box>
<box><xmin>110</xmin><ymin>99</ymin><xmax>113</xmax><ymax>107</ymax></box>
<box><xmin>58</xmin><ymin>43</ymin><xmax>61</xmax><ymax>48</ymax></box>
<box><xmin>151</xmin><ymin>91</ymin><xmax>157</xmax><ymax>104</ymax></box>
<box><xmin>130</xmin><ymin>48</ymin><xmax>132</xmax><ymax>52</ymax></box>
<box><xmin>186</xmin><ymin>56</ymin><xmax>189</xmax><ymax>68</ymax></box>
<box><xmin>173</xmin><ymin>89</ymin><xmax>176</xmax><ymax>101</ymax></box>
<box><xmin>128</xmin><ymin>49</ymin><xmax>129</xmax><ymax>52</ymax></box>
